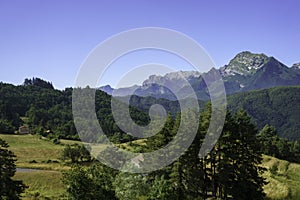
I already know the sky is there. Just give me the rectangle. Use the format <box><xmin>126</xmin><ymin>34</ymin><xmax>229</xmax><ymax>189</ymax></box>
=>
<box><xmin>0</xmin><ymin>0</ymin><xmax>299</xmax><ymax>89</ymax></box>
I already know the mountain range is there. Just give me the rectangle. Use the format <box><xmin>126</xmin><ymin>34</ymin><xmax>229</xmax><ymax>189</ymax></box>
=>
<box><xmin>126</xmin><ymin>86</ymin><xmax>300</xmax><ymax>141</ymax></box>
<box><xmin>99</xmin><ymin>51</ymin><xmax>300</xmax><ymax>101</ymax></box>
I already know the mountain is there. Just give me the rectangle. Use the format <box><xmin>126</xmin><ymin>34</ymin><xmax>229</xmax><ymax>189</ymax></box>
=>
<box><xmin>142</xmin><ymin>71</ymin><xmax>202</xmax><ymax>90</ymax></box>
<box><xmin>292</xmin><ymin>62</ymin><xmax>300</xmax><ymax>74</ymax></box>
<box><xmin>98</xmin><ymin>85</ymin><xmax>114</xmax><ymax>95</ymax></box>
<box><xmin>219</xmin><ymin>51</ymin><xmax>269</xmax><ymax>76</ymax></box>
<box><xmin>126</xmin><ymin>86</ymin><xmax>300</xmax><ymax>141</ymax></box>
<box><xmin>104</xmin><ymin>71</ymin><xmax>202</xmax><ymax>100</ymax></box>
<box><xmin>100</xmin><ymin>51</ymin><xmax>300</xmax><ymax>101</ymax></box>
<box><xmin>240</xmin><ymin>57</ymin><xmax>300</xmax><ymax>91</ymax></box>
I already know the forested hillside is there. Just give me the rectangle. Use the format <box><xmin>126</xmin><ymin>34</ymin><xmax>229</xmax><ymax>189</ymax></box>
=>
<box><xmin>0</xmin><ymin>78</ymin><xmax>148</xmax><ymax>142</ymax></box>
<box><xmin>127</xmin><ymin>86</ymin><xmax>300</xmax><ymax>142</ymax></box>
<box><xmin>1</xmin><ymin>79</ymin><xmax>299</xmax><ymax>142</ymax></box>
<box><xmin>227</xmin><ymin>86</ymin><xmax>300</xmax><ymax>141</ymax></box>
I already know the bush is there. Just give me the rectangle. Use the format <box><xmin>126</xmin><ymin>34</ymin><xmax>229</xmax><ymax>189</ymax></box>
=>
<box><xmin>61</xmin><ymin>144</ymin><xmax>91</xmax><ymax>163</ymax></box>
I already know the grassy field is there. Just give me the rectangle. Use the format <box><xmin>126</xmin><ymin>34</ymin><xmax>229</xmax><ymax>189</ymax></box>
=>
<box><xmin>262</xmin><ymin>155</ymin><xmax>300</xmax><ymax>200</ymax></box>
<box><xmin>0</xmin><ymin>134</ymin><xmax>73</xmax><ymax>170</ymax></box>
<box><xmin>2</xmin><ymin>134</ymin><xmax>300</xmax><ymax>199</ymax></box>
<box><xmin>0</xmin><ymin>134</ymin><xmax>77</xmax><ymax>199</ymax></box>
<box><xmin>0</xmin><ymin>133</ymin><xmax>109</xmax><ymax>199</ymax></box>
<box><xmin>14</xmin><ymin>170</ymin><xmax>66</xmax><ymax>199</ymax></box>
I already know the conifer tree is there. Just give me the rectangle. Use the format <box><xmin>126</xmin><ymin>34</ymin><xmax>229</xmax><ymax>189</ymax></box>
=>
<box><xmin>0</xmin><ymin>139</ymin><xmax>26</xmax><ymax>199</ymax></box>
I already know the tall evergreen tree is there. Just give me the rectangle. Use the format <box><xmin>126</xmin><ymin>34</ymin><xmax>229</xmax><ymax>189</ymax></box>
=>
<box><xmin>0</xmin><ymin>139</ymin><xmax>26</xmax><ymax>199</ymax></box>
<box><xmin>226</xmin><ymin>110</ymin><xmax>266</xmax><ymax>200</ymax></box>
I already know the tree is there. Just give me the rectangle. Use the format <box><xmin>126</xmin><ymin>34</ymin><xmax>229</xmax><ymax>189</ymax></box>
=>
<box><xmin>114</xmin><ymin>172</ymin><xmax>149</xmax><ymax>200</ymax></box>
<box><xmin>0</xmin><ymin>119</ymin><xmax>15</xmax><ymax>134</ymax></box>
<box><xmin>148</xmin><ymin>175</ymin><xmax>174</xmax><ymax>200</ymax></box>
<box><xmin>258</xmin><ymin>125</ymin><xmax>279</xmax><ymax>156</ymax></box>
<box><xmin>62</xmin><ymin>165</ymin><xmax>93</xmax><ymax>199</ymax></box>
<box><xmin>61</xmin><ymin>144</ymin><xmax>91</xmax><ymax>163</ymax></box>
<box><xmin>0</xmin><ymin>138</ymin><xmax>26</xmax><ymax>199</ymax></box>
<box><xmin>258</xmin><ymin>125</ymin><xmax>300</xmax><ymax>162</ymax></box>
<box><xmin>226</xmin><ymin>110</ymin><xmax>266</xmax><ymax>200</ymax></box>
<box><xmin>62</xmin><ymin>163</ymin><xmax>118</xmax><ymax>200</ymax></box>
<box><xmin>198</xmin><ymin>107</ymin><xmax>266</xmax><ymax>200</ymax></box>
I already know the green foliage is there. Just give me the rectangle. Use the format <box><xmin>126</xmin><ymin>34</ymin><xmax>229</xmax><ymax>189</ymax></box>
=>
<box><xmin>0</xmin><ymin>119</ymin><xmax>15</xmax><ymax>134</ymax></box>
<box><xmin>114</xmin><ymin>172</ymin><xmax>149</xmax><ymax>200</ymax></box>
<box><xmin>0</xmin><ymin>80</ymin><xmax>149</xmax><ymax>142</ymax></box>
<box><xmin>0</xmin><ymin>138</ymin><xmax>26</xmax><ymax>199</ymax></box>
<box><xmin>131</xmin><ymin>86</ymin><xmax>300</xmax><ymax>143</ymax></box>
<box><xmin>61</xmin><ymin>144</ymin><xmax>91</xmax><ymax>163</ymax></box>
<box><xmin>258</xmin><ymin>125</ymin><xmax>300</xmax><ymax>162</ymax></box>
<box><xmin>148</xmin><ymin>175</ymin><xmax>174</xmax><ymax>200</ymax></box>
<box><xmin>117</xmin><ymin>105</ymin><xmax>266</xmax><ymax>200</ymax></box>
<box><xmin>227</xmin><ymin>86</ymin><xmax>300</xmax><ymax>141</ymax></box>
<box><xmin>23</xmin><ymin>77</ymin><xmax>54</xmax><ymax>89</ymax></box>
<box><xmin>62</xmin><ymin>163</ymin><xmax>117</xmax><ymax>200</ymax></box>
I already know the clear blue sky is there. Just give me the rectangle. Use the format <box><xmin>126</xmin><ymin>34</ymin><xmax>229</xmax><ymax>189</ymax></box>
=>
<box><xmin>0</xmin><ymin>0</ymin><xmax>299</xmax><ymax>89</ymax></box>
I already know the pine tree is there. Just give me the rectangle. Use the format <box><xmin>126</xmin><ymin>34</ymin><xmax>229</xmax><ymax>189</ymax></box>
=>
<box><xmin>227</xmin><ymin>110</ymin><xmax>266</xmax><ymax>200</ymax></box>
<box><xmin>0</xmin><ymin>139</ymin><xmax>26</xmax><ymax>199</ymax></box>
<box><xmin>258</xmin><ymin>125</ymin><xmax>279</xmax><ymax>156</ymax></box>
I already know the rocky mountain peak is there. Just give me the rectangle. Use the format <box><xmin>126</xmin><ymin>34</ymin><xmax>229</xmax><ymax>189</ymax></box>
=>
<box><xmin>142</xmin><ymin>70</ymin><xmax>201</xmax><ymax>86</ymax></box>
<box><xmin>220</xmin><ymin>51</ymin><xmax>269</xmax><ymax>76</ymax></box>
<box><xmin>292</xmin><ymin>62</ymin><xmax>300</xmax><ymax>70</ymax></box>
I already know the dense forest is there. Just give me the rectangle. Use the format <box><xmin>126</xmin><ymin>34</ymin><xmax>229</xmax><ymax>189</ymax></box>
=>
<box><xmin>0</xmin><ymin>78</ymin><xmax>149</xmax><ymax>142</ymax></box>
<box><xmin>227</xmin><ymin>86</ymin><xmax>300</xmax><ymax>141</ymax></box>
<box><xmin>1</xmin><ymin>78</ymin><xmax>300</xmax><ymax>199</ymax></box>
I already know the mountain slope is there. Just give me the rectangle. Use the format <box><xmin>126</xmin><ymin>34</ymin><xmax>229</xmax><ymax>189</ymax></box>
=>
<box><xmin>126</xmin><ymin>86</ymin><xmax>300</xmax><ymax>141</ymax></box>
<box><xmin>221</xmin><ymin>52</ymin><xmax>300</xmax><ymax>94</ymax></box>
<box><xmin>241</xmin><ymin>57</ymin><xmax>300</xmax><ymax>91</ymax></box>
<box><xmin>227</xmin><ymin>86</ymin><xmax>300</xmax><ymax>141</ymax></box>
<box><xmin>99</xmin><ymin>51</ymin><xmax>300</xmax><ymax>101</ymax></box>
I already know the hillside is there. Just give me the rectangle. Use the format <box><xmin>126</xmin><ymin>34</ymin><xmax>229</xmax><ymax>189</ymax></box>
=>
<box><xmin>126</xmin><ymin>86</ymin><xmax>300</xmax><ymax>141</ymax></box>
<box><xmin>227</xmin><ymin>86</ymin><xmax>300</xmax><ymax>141</ymax></box>
<box><xmin>263</xmin><ymin>155</ymin><xmax>300</xmax><ymax>200</ymax></box>
<box><xmin>0</xmin><ymin>80</ymin><xmax>149</xmax><ymax>142</ymax></box>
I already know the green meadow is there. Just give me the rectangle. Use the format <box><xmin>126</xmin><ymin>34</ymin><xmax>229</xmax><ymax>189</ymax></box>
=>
<box><xmin>1</xmin><ymin>134</ymin><xmax>300</xmax><ymax>199</ymax></box>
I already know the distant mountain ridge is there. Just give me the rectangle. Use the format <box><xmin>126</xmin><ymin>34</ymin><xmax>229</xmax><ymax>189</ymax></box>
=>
<box><xmin>126</xmin><ymin>86</ymin><xmax>300</xmax><ymax>141</ymax></box>
<box><xmin>99</xmin><ymin>51</ymin><xmax>300</xmax><ymax>100</ymax></box>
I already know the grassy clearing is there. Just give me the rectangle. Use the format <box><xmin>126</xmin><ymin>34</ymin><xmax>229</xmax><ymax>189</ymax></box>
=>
<box><xmin>14</xmin><ymin>170</ymin><xmax>66</xmax><ymax>199</ymax></box>
<box><xmin>0</xmin><ymin>134</ymin><xmax>78</xmax><ymax>199</ymax></box>
<box><xmin>0</xmin><ymin>133</ymin><xmax>109</xmax><ymax>169</ymax></box>
<box><xmin>0</xmin><ymin>134</ymin><xmax>70</xmax><ymax>170</ymax></box>
<box><xmin>262</xmin><ymin>155</ymin><xmax>300</xmax><ymax>200</ymax></box>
